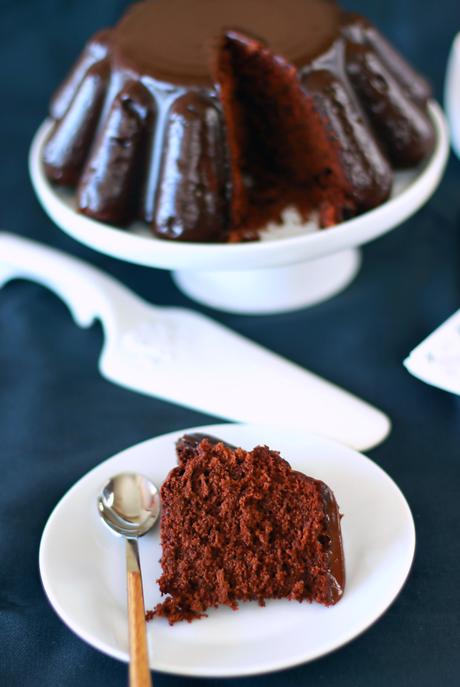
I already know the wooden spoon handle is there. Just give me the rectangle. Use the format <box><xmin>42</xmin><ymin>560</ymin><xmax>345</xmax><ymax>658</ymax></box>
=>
<box><xmin>126</xmin><ymin>539</ymin><xmax>152</xmax><ymax>687</ymax></box>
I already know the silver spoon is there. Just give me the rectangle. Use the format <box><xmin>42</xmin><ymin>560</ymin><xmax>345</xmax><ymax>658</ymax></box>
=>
<box><xmin>98</xmin><ymin>473</ymin><xmax>161</xmax><ymax>687</ymax></box>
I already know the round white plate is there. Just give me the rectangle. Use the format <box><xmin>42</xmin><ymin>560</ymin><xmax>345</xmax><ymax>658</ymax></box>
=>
<box><xmin>30</xmin><ymin>103</ymin><xmax>448</xmax><ymax>272</ymax></box>
<box><xmin>39</xmin><ymin>423</ymin><xmax>415</xmax><ymax>677</ymax></box>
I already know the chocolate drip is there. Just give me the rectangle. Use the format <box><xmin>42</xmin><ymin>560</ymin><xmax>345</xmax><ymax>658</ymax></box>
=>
<box><xmin>345</xmin><ymin>42</ymin><xmax>435</xmax><ymax>167</ymax></box>
<box><xmin>176</xmin><ymin>433</ymin><xmax>236</xmax><ymax>466</ymax></box>
<box><xmin>318</xmin><ymin>481</ymin><xmax>346</xmax><ymax>603</ymax></box>
<box><xmin>341</xmin><ymin>13</ymin><xmax>431</xmax><ymax>105</ymax></box>
<box><xmin>78</xmin><ymin>82</ymin><xmax>154</xmax><ymax>224</ymax></box>
<box><xmin>152</xmin><ymin>92</ymin><xmax>230</xmax><ymax>241</ymax></box>
<box><xmin>301</xmin><ymin>67</ymin><xmax>392</xmax><ymax>210</ymax></box>
<box><xmin>44</xmin><ymin>60</ymin><xmax>109</xmax><ymax>185</ymax></box>
<box><xmin>50</xmin><ymin>30</ymin><xmax>112</xmax><ymax>120</ymax></box>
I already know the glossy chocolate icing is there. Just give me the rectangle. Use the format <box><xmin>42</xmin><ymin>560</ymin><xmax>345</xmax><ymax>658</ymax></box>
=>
<box><xmin>176</xmin><ymin>433</ymin><xmax>236</xmax><ymax>466</ymax></box>
<box><xmin>44</xmin><ymin>60</ymin><xmax>109</xmax><ymax>185</ymax></box>
<box><xmin>153</xmin><ymin>92</ymin><xmax>230</xmax><ymax>241</ymax></box>
<box><xmin>315</xmin><ymin>479</ymin><xmax>346</xmax><ymax>602</ymax></box>
<box><xmin>77</xmin><ymin>81</ymin><xmax>153</xmax><ymax>223</ymax></box>
<box><xmin>345</xmin><ymin>41</ymin><xmax>435</xmax><ymax>167</ymax></box>
<box><xmin>113</xmin><ymin>0</ymin><xmax>341</xmax><ymax>85</ymax></box>
<box><xmin>43</xmin><ymin>0</ymin><xmax>435</xmax><ymax>241</ymax></box>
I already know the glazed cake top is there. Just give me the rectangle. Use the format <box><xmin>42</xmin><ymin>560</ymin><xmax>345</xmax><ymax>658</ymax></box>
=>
<box><xmin>112</xmin><ymin>0</ymin><xmax>341</xmax><ymax>85</ymax></box>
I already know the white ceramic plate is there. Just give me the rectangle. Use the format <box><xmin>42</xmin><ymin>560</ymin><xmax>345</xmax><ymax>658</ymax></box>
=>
<box><xmin>30</xmin><ymin>103</ymin><xmax>448</xmax><ymax>272</ymax></box>
<box><xmin>39</xmin><ymin>423</ymin><xmax>415</xmax><ymax>678</ymax></box>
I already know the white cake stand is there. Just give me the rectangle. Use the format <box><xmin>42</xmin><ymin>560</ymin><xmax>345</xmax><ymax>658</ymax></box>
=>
<box><xmin>29</xmin><ymin>102</ymin><xmax>449</xmax><ymax>315</ymax></box>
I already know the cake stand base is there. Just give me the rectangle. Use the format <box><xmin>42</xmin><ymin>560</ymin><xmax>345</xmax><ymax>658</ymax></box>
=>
<box><xmin>173</xmin><ymin>248</ymin><xmax>361</xmax><ymax>315</ymax></box>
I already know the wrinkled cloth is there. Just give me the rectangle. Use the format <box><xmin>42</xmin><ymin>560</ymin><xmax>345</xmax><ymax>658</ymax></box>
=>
<box><xmin>1</xmin><ymin>1</ymin><xmax>460</xmax><ymax>686</ymax></box>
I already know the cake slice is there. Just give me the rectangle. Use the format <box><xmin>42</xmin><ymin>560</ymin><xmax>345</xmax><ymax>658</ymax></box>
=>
<box><xmin>216</xmin><ymin>29</ymin><xmax>393</xmax><ymax>230</ymax></box>
<box><xmin>152</xmin><ymin>434</ymin><xmax>345</xmax><ymax>624</ymax></box>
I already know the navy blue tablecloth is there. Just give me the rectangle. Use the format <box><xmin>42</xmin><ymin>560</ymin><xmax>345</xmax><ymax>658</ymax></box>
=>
<box><xmin>1</xmin><ymin>1</ymin><xmax>460</xmax><ymax>685</ymax></box>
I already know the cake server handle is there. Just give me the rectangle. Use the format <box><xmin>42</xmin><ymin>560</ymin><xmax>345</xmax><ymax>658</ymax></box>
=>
<box><xmin>0</xmin><ymin>231</ymin><xmax>151</xmax><ymax>330</ymax></box>
<box><xmin>126</xmin><ymin>538</ymin><xmax>153</xmax><ymax>687</ymax></box>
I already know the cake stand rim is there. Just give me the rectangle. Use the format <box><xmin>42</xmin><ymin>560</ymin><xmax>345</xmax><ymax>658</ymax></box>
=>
<box><xmin>29</xmin><ymin>101</ymin><xmax>449</xmax><ymax>272</ymax></box>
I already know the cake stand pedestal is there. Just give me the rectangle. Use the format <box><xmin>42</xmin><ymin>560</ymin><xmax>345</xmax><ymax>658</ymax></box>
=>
<box><xmin>173</xmin><ymin>248</ymin><xmax>361</xmax><ymax>314</ymax></box>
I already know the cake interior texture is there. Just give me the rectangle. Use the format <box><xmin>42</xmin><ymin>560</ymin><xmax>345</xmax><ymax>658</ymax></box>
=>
<box><xmin>43</xmin><ymin>0</ymin><xmax>435</xmax><ymax>242</ymax></box>
<box><xmin>150</xmin><ymin>434</ymin><xmax>345</xmax><ymax>624</ymax></box>
<box><xmin>216</xmin><ymin>30</ymin><xmax>356</xmax><ymax>235</ymax></box>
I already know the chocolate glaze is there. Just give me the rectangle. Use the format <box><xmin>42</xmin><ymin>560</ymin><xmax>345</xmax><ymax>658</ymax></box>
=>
<box><xmin>176</xmin><ymin>433</ymin><xmax>236</xmax><ymax>466</ymax></box>
<box><xmin>43</xmin><ymin>0</ymin><xmax>435</xmax><ymax>241</ymax></box>
<box><xmin>177</xmin><ymin>433</ymin><xmax>235</xmax><ymax>449</ymax></box>
<box><xmin>300</xmin><ymin>66</ymin><xmax>392</xmax><ymax>210</ymax></box>
<box><xmin>113</xmin><ymin>0</ymin><xmax>341</xmax><ymax>85</ymax></box>
<box><xmin>44</xmin><ymin>60</ymin><xmax>109</xmax><ymax>185</ymax></box>
<box><xmin>345</xmin><ymin>41</ymin><xmax>435</xmax><ymax>167</ymax></box>
<box><xmin>153</xmin><ymin>92</ymin><xmax>230</xmax><ymax>241</ymax></box>
<box><xmin>316</xmin><ymin>479</ymin><xmax>346</xmax><ymax>602</ymax></box>
<box><xmin>78</xmin><ymin>81</ymin><xmax>153</xmax><ymax>223</ymax></box>
<box><xmin>341</xmin><ymin>14</ymin><xmax>431</xmax><ymax>105</ymax></box>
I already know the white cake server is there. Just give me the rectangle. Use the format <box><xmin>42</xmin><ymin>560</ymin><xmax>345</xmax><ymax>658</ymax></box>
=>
<box><xmin>0</xmin><ymin>232</ymin><xmax>390</xmax><ymax>450</ymax></box>
<box><xmin>404</xmin><ymin>309</ymin><xmax>460</xmax><ymax>395</ymax></box>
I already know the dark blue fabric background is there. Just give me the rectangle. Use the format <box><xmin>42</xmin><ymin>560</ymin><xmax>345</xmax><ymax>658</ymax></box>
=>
<box><xmin>1</xmin><ymin>1</ymin><xmax>460</xmax><ymax>685</ymax></box>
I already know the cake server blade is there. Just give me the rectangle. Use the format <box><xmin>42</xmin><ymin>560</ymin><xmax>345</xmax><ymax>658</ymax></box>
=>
<box><xmin>0</xmin><ymin>232</ymin><xmax>390</xmax><ymax>450</ymax></box>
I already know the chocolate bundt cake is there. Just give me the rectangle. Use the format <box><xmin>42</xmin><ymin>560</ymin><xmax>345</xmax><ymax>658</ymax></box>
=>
<box><xmin>43</xmin><ymin>0</ymin><xmax>435</xmax><ymax>242</ymax></box>
<box><xmin>151</xmin><ymin>434</ymin><xmax>345</xmax><ymax>624</ymax></box>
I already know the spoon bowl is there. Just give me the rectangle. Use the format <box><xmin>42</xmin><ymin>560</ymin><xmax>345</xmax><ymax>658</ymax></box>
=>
<box><xmin>98</xmin><ymin>472</ymin><xmax>161</xmax><ymax>538</ymax></box>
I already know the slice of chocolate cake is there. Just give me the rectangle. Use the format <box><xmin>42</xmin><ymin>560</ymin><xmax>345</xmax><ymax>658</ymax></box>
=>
<box><xmin>152</xmin><ymin>434</ymin><xmax>345</xmax><ymax>624</ymax></box>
